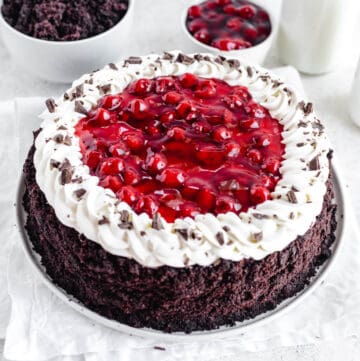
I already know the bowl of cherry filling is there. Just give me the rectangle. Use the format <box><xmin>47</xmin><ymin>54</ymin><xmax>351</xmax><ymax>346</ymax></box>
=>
<box><xmin>182</xmin><ymin>0</ymin><xmax>278</xmax><ymax>64</ymax></box>
<box><xmin>0</xmin><ymin>0</ymin><xmax>134</xmax><ymax>83</ymax></box>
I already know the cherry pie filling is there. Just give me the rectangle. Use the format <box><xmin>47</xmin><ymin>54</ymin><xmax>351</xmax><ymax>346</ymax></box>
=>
<box><xmin>75</xmin><ymin>74</ymin><xmax>284</xmax><ymax>222</ymax></box>
<box><xmin>186</xmin><ymin>0</ymin><xmax>271</xmax><ymax>51</ymax></box>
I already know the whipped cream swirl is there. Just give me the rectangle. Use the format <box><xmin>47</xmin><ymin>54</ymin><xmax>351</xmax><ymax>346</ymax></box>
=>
<box><xmin>34</xmin><ymin>51</ymin><xmax>330</xmax><ymax>268</ymax></box>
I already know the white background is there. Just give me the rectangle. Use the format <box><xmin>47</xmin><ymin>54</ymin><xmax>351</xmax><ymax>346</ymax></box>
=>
<box><xmin>1</xmin><ymin>0</ymin><xmax>360</xmax><ymax>359</ymax></box>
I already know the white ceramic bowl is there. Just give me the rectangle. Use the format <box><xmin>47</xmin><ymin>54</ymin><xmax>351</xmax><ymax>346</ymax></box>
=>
<box><xmin>181</xmin><ymin>0</ymin><xmax>278</xmax><ymax>65</ymax></box>
<box><xmin>0</xmin><ymin>0</ymin><xmax>134</xmax><ymax>83</ymax></box>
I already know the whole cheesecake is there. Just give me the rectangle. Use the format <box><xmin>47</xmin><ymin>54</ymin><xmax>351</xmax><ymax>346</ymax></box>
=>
<box><xmin>23</xmin><ymin>51</ymin><xmax>337</xmax><ymax>333</ymax></box>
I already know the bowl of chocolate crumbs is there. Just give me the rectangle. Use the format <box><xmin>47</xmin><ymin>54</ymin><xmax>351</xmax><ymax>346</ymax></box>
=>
<box><xmin>0</xmin><ymin>0</ymin><xmax>133</xmax><ymax>82</ymax></box>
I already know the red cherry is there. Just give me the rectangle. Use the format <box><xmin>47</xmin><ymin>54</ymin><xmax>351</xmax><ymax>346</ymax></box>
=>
<box><xmin>85</xmin><ymin>150</ymin><xmax>102</xmax><ymax>169</ymax></box>
<box><xmin>250</xmin><ymin>185</ymin><xmax>270</xmax><ymax>204</ymax></box>
<box><xmin>194</xmin><ymin>29</ymin><xmax>211</xmax><ymax>44</ymax></box>
<box><xmin>223</xmin><ymin>4</ymin><xmax>237</xmax><ymax>15</ymax></box>
<box><xmin>123</xmin><ymin>167</ymin><xmax>140</xmax><ymax>185</ymax></box>
<box><xmin>225</xmin><ymin>142</ymin><xmax>241</xmax><ymax>158</ymax></box>
<box><xmin>163</xmin><ymin>91</ymin><xmax>183</xmax><ymax>105</ymax></box>
<box><xmin>158</xmin><ymin>168</ymin><xmax>186</xmax><ymax>187</ymax></box>
<box><xmin>245</xmin><ymin>103</ymin><xmax>267</xmax><ymax>118</ymax></box>
<box><xmin>238</xmin><ymin>5</ymin><xmax>256</xmax><ymax>19</ymax></box>
<box><xmin>263</xmin><ymin>157</ymin><xmax>281</xmax><ymax>174</ymax></box>
<box><xmin>179</xmin><ymin>73</ymin><xmax>198</xmax><ymax>88</ymax></box>
<box><xmin>88</xmin><ymin>108</ymin><xmax>111</xmax><ymax>126</ymax></box>
<box><xmin>213</xmin><ymin>126</ymin><xmax>231</xmax><ymax>141</ymax></box>
<box><xmin>145</xmin><ymin>152</ymin><xmax>167</xmax><ymax>173</ymax></box>
<box><xmin>129</xmin><ymin>78</ymin><xmax>152</xmax><ymax>95</ymax></box>
<box><xmin>247</xmin><ymin>148</ymin><xmax>262</xmax><ymax>163</ymax></box>
<box><xmin>244</xmin><ymin>25</ymin><xmax>258</xmax><ymax>42</ymax></box>
<box><xmin>205</xmin><ymin>1</ymin><xmax>218</xmax><ymax>10</ymax></box>
<box><xmin>188</xmin><ymin>5</ymin><xmax>202</xmax><ymax>18</ymax></box>
<box><xmin>223</xmin><ymin>109</ymin><xmax>236</xmax><ymax>127</ymax></box>
<box><xmin>117</xmin><ymin>186</ymin><xmax>138</xmax><ymax>205</ymax></box>
<box><xmin>155</xmin><ymin>77</ymin><xmax>175</xmax><ymax>94</ymax></box>
<box><xmin>127</xmin><ymin>98</ymin><xmax>149</xmax><ymax>119</ymax></box>
<box><xmin>99</xmin><ymin>175</ymin><xmax>123</xmax><ymax>193</ymax></box>
<box><xmin>192</xmin><ymin>120</ymin><xmax>211</xmax><ymax>134</ymax></box>
<box><xmin>223</xmin><ymin>94</ymin><xmax>243</xmax><ymax>109</ymax></box>
<box><xmin>180</xmin><ymin>202</ymin><xmax>200</xmax><ymax>218</ymax></box>
<box><xmin>188</xmin><ymin>19</ymin><xmax>207</xmax><ymax>33</ymax></box>
<box><xmin>256</xmin><ymin>136</ymin><xmax>271</xmax><ymax>147</ymax></box>
<box><xmin>124</xmin><ymin>132</ymin><xmax>144</xmax><ymax>151</ymax></box>
<box><xmin>226</xmin><ymin>17</ymin><xmax>244</xmax><ymax>31</ymax></box>
<box><xmin>109</xmin><ymin>142</ymin><xmax>129</xmax><ymax>157</ymax></box>
<box><xmin>145</xmin><ymin>120</ymin><xmax>161</xmax><ymax>136</ymax></box>
<box><xmin>135</xmin><ymin>195</ymin><xmax>158</xmax><ymax>217</ymax></box>
<box><xmin>99</xmin><ymin>158</ymin><xmax>124</xmax><ymax>176</ymax></box>
<box><xmin>197</xmin><ymin>189</ymin><xmax>215</xmax><ymax>211</ymax></box>
<box><xmin>160</xmin><ymin>111</ymin><xmax>176</xmax><ymax>123</ymax></box>
<box><xmin>196</xmin><ymin>144</ymin><xmax>224</xmax><ymax>167</ymax></box>
<box><xmin>176</xmin><ymin>100</ymin><xmax>196</xmax><ymax>118</ymax></box>
<box><xmin>195</xmin><ymin>80</ymin><xmax>217</xmax><ymax>98</ymax></box>
<box><xmin>211</xmin><ymin>38</ymin><xmax>251</xmax><ymax>51</ymax></box>
<box><xmin>167</xmin><ymin>126</ymin><xmax>186</xmax><ymax>141</ymax></box>
<box><xmin>181</xmin><ymin>185</ymin><xmax>199</xmax><ymax>200</ymax></box>
<box><xmin>215</xmin><ymin>0</ymin><xmax>231</xmax><ymax>5</ymax></box>
<box><xmin>215</xmin><ymin>195</ymin><xmax>236</xmax><ymax>213</ymax></box>
<box><xmin>240</xmin><ymin>118</ymin><xmax>260</xmax><ymax>129</ymax></box>
<box><xmin>99</xmin><ymin>95</ymin><xmax>122</xmax><ymax>110</ymax></box>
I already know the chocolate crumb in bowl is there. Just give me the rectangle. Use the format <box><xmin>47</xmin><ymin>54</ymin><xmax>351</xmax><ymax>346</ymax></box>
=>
<box><xmin>1</xmin><ymin>0</ymin><xmax>129</xmax><ymax>41</ymax></box>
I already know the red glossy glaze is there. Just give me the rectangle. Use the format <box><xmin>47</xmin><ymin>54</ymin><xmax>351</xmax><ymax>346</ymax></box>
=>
<box><xmin>186</xmin><ymin>0</ymin><xmax>271</xmax><ymax>51</ymax></box>
<box><xmin>75</xmin><ymin>75</ymin><xmax>284</xmax><ymax>222</ymax></box>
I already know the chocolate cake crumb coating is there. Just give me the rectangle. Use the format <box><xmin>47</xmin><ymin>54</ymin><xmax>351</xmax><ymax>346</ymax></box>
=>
<box><xmin>23</xmin><ymin>145</ymin><xmax>337</xmax><ymax>333</ymax></box>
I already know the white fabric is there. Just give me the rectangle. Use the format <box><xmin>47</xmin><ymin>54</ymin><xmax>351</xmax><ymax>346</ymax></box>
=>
<box><xmin>0</xmin><ymin>67</ymin><xmax>360</xmax><ymax>361</ymax></box>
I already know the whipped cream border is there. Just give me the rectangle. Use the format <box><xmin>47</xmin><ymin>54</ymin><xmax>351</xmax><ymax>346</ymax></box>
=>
<box><xmin>34</xmin><ymin>51</ymin><xmax>330</xmax><ymax>268</ymax></box>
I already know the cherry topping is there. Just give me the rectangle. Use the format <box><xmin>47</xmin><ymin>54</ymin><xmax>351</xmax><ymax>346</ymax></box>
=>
<box><xmin>186</xmin><ymin>0</ymin><xmax>271</xmax><ymax>51</ymax></box>
<box><xmin>75</xmin><ymin>74</ymin><xmax>284</xmax><ymax>222</ymax></box>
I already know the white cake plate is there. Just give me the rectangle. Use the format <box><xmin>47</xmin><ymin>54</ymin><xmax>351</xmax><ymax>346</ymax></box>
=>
<box><xmin>16</xmin><ymin>162</ymin><xmax>347</xmax><ymax>341</ymax></box>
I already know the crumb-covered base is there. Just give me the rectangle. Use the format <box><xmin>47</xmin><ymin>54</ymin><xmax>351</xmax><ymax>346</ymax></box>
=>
<box><xmin>23</xmin><ymin>146</ymin><xmax>337</xmax><ymax>333</ymax></box>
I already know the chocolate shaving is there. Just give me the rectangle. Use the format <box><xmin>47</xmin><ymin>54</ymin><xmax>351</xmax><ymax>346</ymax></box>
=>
<box><xmin>45</xmin><ymin>98</ymin><xmax>56</xmax><ymax>113</ymax></box>
<box><xmin>309</xmin><ymin>156</ymin><xmax>320</xmax><ymax>171</ymax></box>
<box><xmin>109</xmin><ymin>63</ymin><xmax>118</xmax><ymax>70</ymax></box>
<box><xmin>298</xmin><ymin>120</ymin><xmax>308</xmax><ymax>128</ymax></box>
<box><xmin>253</xmin><ymin>231</ymin><xmax>263</xmax><ymax>242</ymax></box>
<box><xmin>63</xmin><ymin>93</ymin><xmax>70</xmax><ymax>101</ymax></box>
<box><xmin>214</xmin><ymin>55</ymin><xmax>226</xmax><ymax>64</ymax></box>
<box><xmin>289</xmin><ymin>212</ymin><xmax>295</xmax><ymax>219</ymax></box>
<box><xmin>162</xmin><ymin>52</ymin><xmax>174</xmax><ymax>61</ymax></box>
<box><xmin>175</xmin><ymin>53</ymin><xmax>194</xmax><ymax>65</ymax></box>
<box><xmin>73</xmin><ymin>188</ymin><xmax>86</xmax><ymax>200</ymax></box>
<box><xmin>154</xmin><ymin>346</ymin><xmax>166</xmax><ymax>351</ymax></box>
<box><xmin>287</xmin><ymin>190</ymin><xmax>298</xmax><ymax>204</ymax></box>
<box><xmin>246</xmin><ymin>66</ymin><xmax>253</xmax><ymax>77</ymax></box>
<box><xmin>227</xmin><ymin>59</ymin><xmax>240</xmax><ymax>68</ymax></box>
<box><xmin>57</xmin><ymin>125</ymin><xmax>67</xmax><ymax>131</ymax></box>
<box><xmin>183</xmin><ymin>254</ymin><xmax>190</xmax><ymax>266</ymax></box>
<box><xmin>125</xmin><ymin>56</ymin><xmax>142</xmax><ymax>65</ymax></box>
<box><xmin>63</xmin><ymin>135</ymin><xmax>72</xmax><ymax>146</ymax></box>
<box><xmin>50</xmin><ymin>159</ymin><xmax>60</xmax><ymax>170</ymax></box>
<box><xmin>100</xmin><ymin>84</ymin><xmax>111</xmax><ymax>94</ymax></box>
<box><xmin>118</xmin><ymin>210</ymin><xmax>133</xmax><ymax>229</ymax></box>
<box><xmin>98</xmin><ymin>216</ymin><xmax>109</xmax><ymax>225</ymax></box>
<box><xmin>296</xmin><ymin>142</ymin><xmax>305</xmax><ymax>147</ymax></box>
<box><xmin>298</xmin><ymin>101</ymin><xmax>313</xmax><ymax>115</ymax></box>
<box><xmin>222</xmin><ymin>225</ymin><xmax>230</xmax><ymax>232</ymax></box>
<box><xmin>176</xmin><ymin>229</ymin><xmax>188</xmax><ymax>241</ymax></box>
<box><xmin>252</xmin><ymin>213</ymin><xmax>270</xmax><ymax>220</ymax></box>
<box><xmin>216</xmin><ymin>232</ymin><xmax>225</xmax><ymax>245</ymax></box>
<box><xmin>60</xmin><ymin>167</ymin><xmax>74</xmax><ymax>185</ymax></box>
<box><xmin>152</xmin><ymin>213</ymin><xmax>164</xmax><ymax>230</ymax></box>
<box><xmin>74</xmin><ymin>101</ymin><xmax>88</xmax><ymax>115</ymax></box>
<box><xmin>75</xmin><ymin>84</ymin><xmax>84</xmax><ymax>98</ymax></box>
<box><xmin>140</xmin><ymin>231</ymin><xmax>146</xmax><ymax>236</ymax></box>
<box><xmin>291</xmin><ymin>186</ymin><xmax>299</xmax><ymax>192</ymax></box>
<box><xmin>53</xmin><ymin>134</ymin><xmax>64</xmax><ymax>143</ymax></box>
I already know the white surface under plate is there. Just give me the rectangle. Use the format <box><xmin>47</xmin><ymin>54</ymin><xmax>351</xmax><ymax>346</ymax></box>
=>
<box><xmin>16</xmin><ymin>163</ymin><xmax>346</xmax><ymax>342</ymax></box>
